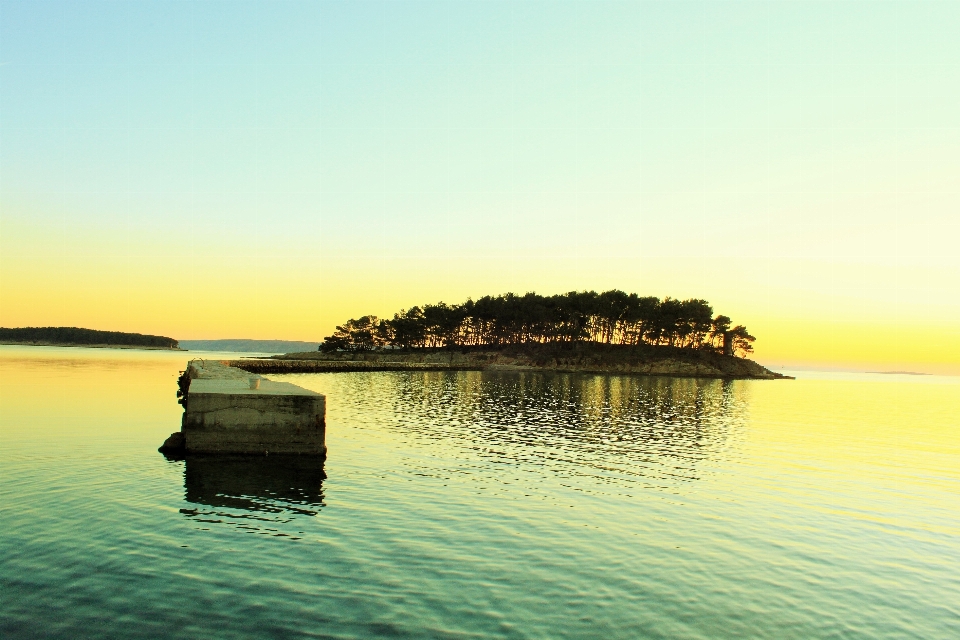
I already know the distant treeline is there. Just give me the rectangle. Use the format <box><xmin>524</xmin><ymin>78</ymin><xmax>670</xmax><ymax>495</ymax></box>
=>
<box><xmin>0</xmin><ymin>327</ymin><xmax>179</xmax><ymax>349</ymax></box>
<box><xmin>322</xmin><ymin>291</ymin><xmax>756</xmax><ymax>356</ymax></box>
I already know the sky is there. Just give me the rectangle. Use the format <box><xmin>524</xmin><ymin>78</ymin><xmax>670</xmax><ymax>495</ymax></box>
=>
<box><xmin>1</xmin><ymin>1</ymin><xmax>958</xmax><ymax>374</ymax></box>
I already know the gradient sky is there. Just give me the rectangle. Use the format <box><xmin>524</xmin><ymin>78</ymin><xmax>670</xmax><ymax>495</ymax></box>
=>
<box><xmin>1</xmin><ymin>1</ymin><xmax>958</xmax><ymax>373</ymax></box>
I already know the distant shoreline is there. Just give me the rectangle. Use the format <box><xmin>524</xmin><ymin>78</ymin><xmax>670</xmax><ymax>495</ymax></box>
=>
<box><xmin>868</xmin><ymin>371</ymin><xmax>931</xmax><ymax>376</ymax></box>
<box><xmin>0</xmin><ymin>326</ymin><xmax>179</xmax><ymax>350</ymax></box>
<box><xmin>179</xmin><ymin>339</ymin><xmax>320</xmax><ymax>353</ymax></box>
<box><xmin>0</xmin><ymin>341</ymin><xmax>182</xmax><ymax>351</ymax></box>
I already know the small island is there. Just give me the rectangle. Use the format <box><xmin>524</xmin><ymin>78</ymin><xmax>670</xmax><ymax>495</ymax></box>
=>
<box><xmin>0</xmin><ymin>326</ymin><xmax>180</xmax><ymax>350</ymax></box>
<box><xmin>234</xmin><ymin>290</ymin><xmax>791</xmax><ymax>380</ymax></box>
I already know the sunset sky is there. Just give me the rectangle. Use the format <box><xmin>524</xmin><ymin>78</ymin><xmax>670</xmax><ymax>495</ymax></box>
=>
<box><xmin>1</xmin><ymin>1</ymin><xmax>958</xmax><ymax>374</ymax></box>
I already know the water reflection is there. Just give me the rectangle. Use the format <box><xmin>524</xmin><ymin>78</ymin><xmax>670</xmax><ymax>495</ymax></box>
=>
<box><xmin>326</xmin><ymin>372</ymin><xmax>750</xmax><ymax>493</ymax></box>
<box><xmin>165</xmin><ymin>370</ymin><xmax>751</xmax><ymax>534</ymax></box>
<box><xmin>369</xmin><ymin>371</ymin><xmax>751</xmax><ymax>492</ymax></box>
<box><xmin>175</xmin><ymin>455</ymin><xmax>326</xmax><ymax>538</ymax></box>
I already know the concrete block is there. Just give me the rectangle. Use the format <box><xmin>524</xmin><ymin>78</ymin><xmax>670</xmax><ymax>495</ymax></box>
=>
<box><xmin>162</xmin><ymin>359</ymin><xmax>326</xmax><ymax>456</ymax></box>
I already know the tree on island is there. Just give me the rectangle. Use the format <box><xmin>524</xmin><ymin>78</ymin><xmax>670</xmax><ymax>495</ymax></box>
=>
<box><xmin>321</xmin><ymin>290</ymin><xmax>758</xmax><ymax>358</ymax></box>
<box><xmin>726</xmin><ymin>325</ymin><xmax>756</xmax><ymax>357</ymax></box>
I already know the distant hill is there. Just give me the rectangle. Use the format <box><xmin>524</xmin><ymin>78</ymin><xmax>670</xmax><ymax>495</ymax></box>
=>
<box><xmin>179</xmin><ymin>339</ymin><xmax>319</xmax><ymax>353</ymax></box>
<box><xmin>0</xmin><ymin>326</ymin><xmax>179</xmax><ymax>349</ymax></box>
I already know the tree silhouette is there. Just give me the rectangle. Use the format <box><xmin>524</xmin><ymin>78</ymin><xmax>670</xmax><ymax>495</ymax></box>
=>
<box><xmin>320</xmin><ymin>291</ymin><xmax>757</xmax><ymax>357</ymax></box>
<box><xmin>728</xmin><ymin>325</ymin><xmax>756</xmax><ymax>357</ymax></box>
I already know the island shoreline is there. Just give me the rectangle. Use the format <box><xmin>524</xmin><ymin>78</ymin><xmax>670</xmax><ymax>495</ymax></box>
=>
<box><xmin>229</xmin><ymin>345</ymin><xmax>793</xmax><ymax>380</ymax></box>
<box><xmin>230</xmin><ymin>358</ymin><xmax>792</xmax><ymax>379</ymax></box>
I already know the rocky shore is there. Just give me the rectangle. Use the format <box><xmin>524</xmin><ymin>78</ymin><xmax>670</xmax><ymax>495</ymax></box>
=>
<box><xmin>229</xmin><ymin>344</ymin><xmax>791</xmax><ymax>380</ymax></box>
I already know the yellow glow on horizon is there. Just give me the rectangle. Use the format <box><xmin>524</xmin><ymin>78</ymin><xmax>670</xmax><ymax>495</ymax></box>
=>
<box><xmin>751</xmin><ymin>318</ymin><xmax>960</xmax><ymax>376</ymax></box>
<box><xmin>4</xmin><ymin>246</ymin><xmax>958</xmax><ymax>376</ymax></box>
<box><xmin>2</xmin><ymin>208</ymin><xmax>958</xmax><ymax>375</ymax></box>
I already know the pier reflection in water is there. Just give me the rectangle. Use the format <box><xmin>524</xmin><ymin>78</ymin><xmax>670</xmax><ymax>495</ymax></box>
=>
<box><xmin>176</xmin><ymin>455</ymin><xmax>326</xmax><ymax>537</ymax></box>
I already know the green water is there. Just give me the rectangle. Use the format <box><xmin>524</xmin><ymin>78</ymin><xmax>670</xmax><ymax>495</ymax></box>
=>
<box><xmin>1</xmin><ymin>346</ymin><xmax>958</xmax><ymax>638</ymax></box>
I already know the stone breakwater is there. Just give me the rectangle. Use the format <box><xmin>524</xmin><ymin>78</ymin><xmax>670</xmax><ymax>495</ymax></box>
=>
<box><xmin>159</xmin><ymin>359</ymin><xmax>326</xmax><ymax>456</ymax></box>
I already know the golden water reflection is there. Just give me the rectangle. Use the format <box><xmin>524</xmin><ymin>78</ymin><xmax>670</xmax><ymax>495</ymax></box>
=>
<box><xmin>5</xmin><ymin>346</ymin><xmax>960</xmax><ymax>638</ymax></box>
<box><xmin>290</xmin><ymin>370</ymin><xmax>755</xmax><ymax>493</ymax></box>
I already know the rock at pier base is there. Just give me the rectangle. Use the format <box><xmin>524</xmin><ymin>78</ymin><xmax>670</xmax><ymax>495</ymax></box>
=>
<box><xmin>158</xmin><ymin>431</ymin><xmax>185</xmax><ymax>453</ymax></box>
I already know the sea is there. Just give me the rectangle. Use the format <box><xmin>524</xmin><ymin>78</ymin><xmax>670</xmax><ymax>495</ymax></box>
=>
<box><xmin>1</xmin><ymin>345</ymin><xmax>958</xmax><ymax>639</ymax></box>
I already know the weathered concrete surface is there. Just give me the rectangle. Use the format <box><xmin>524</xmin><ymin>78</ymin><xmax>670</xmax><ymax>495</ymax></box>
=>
<box><xmin>160</xmin><ymin>359</ymin><xmax>326</xmax><ymax>455</ymax></box>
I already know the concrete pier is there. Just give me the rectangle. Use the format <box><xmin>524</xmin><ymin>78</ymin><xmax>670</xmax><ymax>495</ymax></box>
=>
<box><xmin>160</xmin><ymin>360</ymin><xmax>326</xmax><ymax>455</ymax></box>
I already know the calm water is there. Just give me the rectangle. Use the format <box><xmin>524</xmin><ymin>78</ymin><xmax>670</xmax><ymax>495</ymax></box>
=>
<box><xmin>1</xmin><ymin>346</ymin><xmax>958</xmax><ymax>639</ymax></box>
